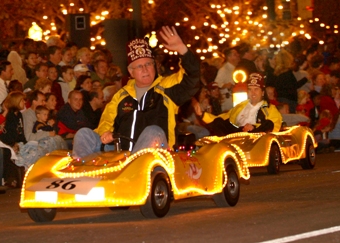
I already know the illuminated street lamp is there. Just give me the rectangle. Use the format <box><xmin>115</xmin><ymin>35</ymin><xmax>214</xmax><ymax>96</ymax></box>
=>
<box><xmin>28</xmin><ymin>22</ymin><xmax>43</xmax><ymax>41</ymax></box>
<box><xmin>232</xmin><ymin>70</ymin><xmax>247</xmax><ymax>107</ymax></box>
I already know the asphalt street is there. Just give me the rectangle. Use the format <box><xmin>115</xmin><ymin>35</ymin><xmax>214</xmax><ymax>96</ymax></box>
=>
<box><xmin>1</xmin><ymin>152</ymin><xmax>340</xmax><ymax>243</ymax></box>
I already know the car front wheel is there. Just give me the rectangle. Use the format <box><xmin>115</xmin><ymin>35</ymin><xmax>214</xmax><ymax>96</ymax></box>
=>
<box><xmin>301</xmin><ymin>137</ymin><xmax>316</xmax><ymax>169</ymax></box>
<box><xmin>267</xmin><ymin>144</ymin><xmax>281</xmax><ymax>174</ymax></box>
<box><xmin>27</xmin><ymin>208</ymin><xmax>57</xmax><ymax>222</ymax></box>
<box><xmin>140</xmin><ymin>173</ymin><xmax>171</xmax><ymax>218</ymax></box>
<box><xmin>213</xmin><ymin>165</ymin><xmax>240</xmax><ymax>207</ymax></box>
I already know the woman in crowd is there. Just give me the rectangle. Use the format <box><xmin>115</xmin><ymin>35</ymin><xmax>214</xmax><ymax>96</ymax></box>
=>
<box><xmin>274</xmin><ymin>49</ymin><xmax>308</xmax><ymax>113</ymax></box>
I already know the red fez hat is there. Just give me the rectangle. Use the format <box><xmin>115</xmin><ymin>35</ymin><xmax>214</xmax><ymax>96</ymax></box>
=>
<box><xmin>126</xmin><ymin>38</ymin><xmax>153</xmax><ymax>65</ymax></box>
<box><xmin>248</xmin><ymin>72</ymin><xmax>265</xmax><ymax>89</ymax></box>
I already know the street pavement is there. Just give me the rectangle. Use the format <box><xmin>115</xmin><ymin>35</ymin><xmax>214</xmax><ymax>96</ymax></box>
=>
<box><xmin>1</xmin><ymin>152</ymin><xmax>340</xmax><ymax>243</ymax></box>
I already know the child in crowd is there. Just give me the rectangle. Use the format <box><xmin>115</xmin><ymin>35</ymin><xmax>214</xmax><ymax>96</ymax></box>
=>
<box><xmin>265</xmin><ymin>86</ymin><xmax>279</xmax><ymax>106</ymax></box>
<box><xmin>296</xmin><ymin>90</ymin><xmax>314</xmax><ymax>117</ymax></box>
<box><xmin>32</xmin><ymin>105</ymin><xmax>55</xmax><ymax>135</ymax></box>
<box><xmin>277</xmin><ymin>102</ymin><xmax>310</xmax><ymax>127</ymax></box>
<box><xmin>313</xmin><ymin>117</ymin><xmax>333</xmax><ymax>153</ymax></box>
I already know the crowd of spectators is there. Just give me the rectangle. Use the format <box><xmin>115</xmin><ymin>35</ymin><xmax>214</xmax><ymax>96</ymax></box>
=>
<box><xmin>180</xmin><ymin>34</ymin><xmax>340</xmax><ymax>154</ymax></box>
<box><xmin>0</xmin><ymin>36</ymin><xmax>123</xmax><ymax>188</ymax></box>
<box><xmin>1</xmin><ymin>32</ymin><xmax>340</xmax><ymax>190</ymax></box>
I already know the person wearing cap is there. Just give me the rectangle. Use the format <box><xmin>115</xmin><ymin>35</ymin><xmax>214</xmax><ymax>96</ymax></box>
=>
<box><xmin>193</xmin><ymin>72</ymin><xmax>282</xmax><ymax>136</ymax></box>
<box><xmin>206</xmin><ymin>82</ymin><xmax>222</xmax><ymax>116</ymax></box>
<box><xmin>70</xmin><ymin>64</ymin><xmax>90</xmax><ymax>90</ymax></box>
<box><xmin>71</xmin><ymin>26</ymin><xmax>200</xmax><ymax>158</ymax></box>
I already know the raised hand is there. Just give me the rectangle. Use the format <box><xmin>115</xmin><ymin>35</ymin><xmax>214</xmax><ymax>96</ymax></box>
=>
<box><xmin>159</xmin><ymin>26</ymin><xmax>188</xmax><ymax>55</ymax></box>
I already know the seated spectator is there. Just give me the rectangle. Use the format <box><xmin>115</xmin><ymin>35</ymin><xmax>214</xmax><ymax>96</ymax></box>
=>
<box><xmin>71</xmin><ymin>64</ymin><xmax>90</xmax><ymax>91</ymax></box>
<box><xmin>265</xmin><ymin>86</ymin><xmax>279</xmax><ymax>106</ymax></box>
<box><xmin>277</xmin><ymin>102</ymin><xmax>310</xmax><ymax>127</ymax></box>
<box><xmin>22</xmin><ymin>90</ymin><xmax>54</xmax><ymax>141</ymax></box>
<box><xmin>8</xmin><ymin>80</ymin><xmax>23</xmax><ymax>93</ymax></box>
<box><xmin>206</xmin><ymin>82</ymin><xmax>222</xmax><ymax>115</ymax></box>
<box><xmin>177</xmin><ymin>99</ymin><xmax>210</xmax><ymax>140</ymax></box>
<box><xmin>81</xmin><ymin>88</ymin><xmax>104</xmax><ymax>129</ymax></box>
<box><xmin>49</xmin><ymin>65</ymin><xmax>64</xmax><ymax>110</ymax></box>
<box><xmin>194</xmin><ymin>73</ymin><xmax>282</xmax><ymax>136</ymax></box>
<box><xmin>296</xmin><ymin>90</ymin><xmax>314</xmax><ymax>117</ymax></box>
<box><xmin>58</xmin><ymin>65</ymin><xmax>73</xmax><ymax>103</ymax></box>
<box><xmin>92</xmin><ymin>80</ymin><xmax>102</xmax><ymax>89</ymax></box>
<box><xmin>0</xmin><ymin>61</ymin><xmax>14</xmax><ymax>106</ymax></box>
<box><xmin>23</xmin><ymin>51</ymin><xmax>38</xmax><ymax>80</ymax></box>
<box><xmin>319</xmin><ymin>83</ymin><xmax>339</xmax><ymax>128</ymax></box>
<box><xmin>34</xmin><ymin>78</ymin><xmax>52</xmax><ymax>94</ymax></box>
<box><xmin>44</xmin><ymin>93</ymin><xmax>57</xmax><ymax>127</ymax></box>
<box><xmin>102</xmin><ymin>84</ymin><xmax>119</xmax><ymax>105</ymax></box>
<box><xmin>309</xmin><ymin>71</ymin><xmax>326</xmax><ymax>98</ymax></box>
<box><xmin>57</xmin><ymin>90</ymin><xmax>91</xmax><ymax>139</ymax></box>
<box><xmin>313</xmin><ymin>117</ymin><xmax>332</xmax><ymax>153</ymax></box>
<box><xmin>24</xmin><ymin>63</ymin><xmax>48</xmax><ymax>91</ymax></box>
<box><xmin>59</xmin><ymin>47</ymin><xmax>73</xmax><ymax>66</ymax></box>
<box><xmin>328</xmin><ymin>70</ymin><xmax>340</xmax><ymax>87</ymax></box>
<box><xmin>76</xmin><ymin>47</ymin><xmax>93</xmax><ymax>71</ymax></box>
<box><xmin>0</xmin><ymin>92</ymin><xmax>26</xmax><ymax>148</ymax></box>
<box><xmin>90</xmin><ymin>60</ymin><xmax>111</xmax><ymax>86</ymax></box>
<box><xmin>75</xmin><ymin>74</ymin><xmax>92</xmax><ymax>106</ymax></box>
<box><xmin>32</xmin><ymin>105</ymin><xmax>55</xmax><ymax>134</ymax></box>
<box><xmin>7</xmin><ymin>50</ymin><xmax>27</xmax><ymax>85</ymax></box>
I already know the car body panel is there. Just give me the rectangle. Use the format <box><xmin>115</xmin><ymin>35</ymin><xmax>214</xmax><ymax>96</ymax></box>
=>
<box><xmin>20</xmin><ymin>144</ymin><xmax>250</xmax><ymax>209</ymax></box>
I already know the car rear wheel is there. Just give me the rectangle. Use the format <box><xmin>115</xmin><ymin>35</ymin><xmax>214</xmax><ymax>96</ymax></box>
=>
<box><xmin>301</xmin><ymin>137</ymin><xmax>316</xmax><ymax>169</ymax></box>
<box><xmin>140</xmin><ymin>173</ymin><xmax>171</xmax><ymax>218</ymax></box>
<box><xmin>27</xmin><ymin>208</ymin><xmax>56</xmax><ymax>222</ymax></box>
<box><xmin>267</xmin><ymin>144</ymin><xmax>281</xmax><ymax>174</ymax></box>
<box><xmin>213</xmin><ymin>165</ymin><xmax>240</xmax><ymax>207</ymax></box>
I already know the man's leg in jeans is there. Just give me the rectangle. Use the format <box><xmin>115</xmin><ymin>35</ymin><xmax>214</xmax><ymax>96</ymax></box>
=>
<box><xmin>72</xmin><ymin>128</ymin><xmax>102</xmax><ymax>158</ymax></box>
<box><xmin>132</xmin><ymin>125</ymin><xmax>168</xmax><ymax>153</ymax></box>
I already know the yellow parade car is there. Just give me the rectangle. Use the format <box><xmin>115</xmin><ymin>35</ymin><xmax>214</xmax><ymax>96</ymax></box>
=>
<box><xmin>20</xmin><ymin>137</ymin><xmax>251</xmax><ymax>222</ymax></box>
<box><xmin>199</xmin><ymin>125</ymin><xmax>317</xmax><ymax>174</ymax></box>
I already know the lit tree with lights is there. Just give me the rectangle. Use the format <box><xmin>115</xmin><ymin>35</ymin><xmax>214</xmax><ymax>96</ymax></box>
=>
<box><xmin>2</xmin><ymin>0</ymin><xmax>335</xmax><ymax>60</ymax></box>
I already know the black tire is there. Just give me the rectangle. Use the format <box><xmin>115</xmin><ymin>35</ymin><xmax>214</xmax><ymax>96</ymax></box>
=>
<box><xmin>267</xmin><ymin>144</ymin><xmax>281</xmax><ymax>174</ymax></box>
<box><xmin>140</xmin><ymin>173</ymin><xmax>171</xmax><ymax>218</ymax></box>
<box><xmin>27</xmin><ymin>208</ymin><xmax>57</xmax><ymax>222</ymax></box>
<box><xmin>213</xmin><ymin>166</ymin><xmax>240</xmax><ymax>207</ymax></box>
<box><xmin>301</xmin><ymin>137</ymin><xmax>316</xmax><ymax>169</ymax></box>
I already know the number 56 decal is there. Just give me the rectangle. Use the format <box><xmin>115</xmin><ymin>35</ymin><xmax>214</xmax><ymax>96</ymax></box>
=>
<box><xmin>27</xmin><ymin>177</ymin><xmax>101</xmax><ymax>195</ymax></box>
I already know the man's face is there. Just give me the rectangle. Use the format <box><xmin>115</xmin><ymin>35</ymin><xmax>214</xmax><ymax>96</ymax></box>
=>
<box><xmin>69</xmin><ymin>92</ymin><xmax>83</xmax><ymax>111</ymax></box>
<box><xmin>63</xmin><ymin>69</ymin><xmax>74</xmax><ymax>83</ymax></box>
<box><xmin>228</xmin><ymin>49</ymin><xmax>240</xmax><ymax>64</ymax></box>
<box><xmin>128</xmin><ymin>58</ymin><xmax>156</xmax><ymax>88</ymax></box>
<box><xmin>94</xmin><ymin>90</ymin><xmax>104</xmax><ymax>109</ymax></box>
<box><xmin>48</xmin><ymin>67</ymin><xmax>58</xmax><ymax>81</ymax></box>
<box><xmin>36</xmin><ymin>66</ymin><xmax>48</xmax><ymax>79</ymax></box>
<box><xmin>50</xmin><ymin>49</ymin><xmax>62</xmax><ymax>65</ymax></box>
<box><xmin>248</xmin><ymin>86</ymin><xmax>264</xmax><ymax>105</ymax></box>
<box><xmin>1</xmin><ymin>64</ymin><xmax>14</xmax><ymax>81</ymax></box>
<box><xmin>95</xmin><ymin>61</ymin><xmax>108</xmax><ymax>75</ymax></box>
<box><xmin>34</xmin><ymin>93</ymin><xmax>46</xmax><ymax>107</ymax></box>
<box><xmin>62</xmin><ymin>50</ymin><xmax>73</xmax><ymax>64</ymax></box>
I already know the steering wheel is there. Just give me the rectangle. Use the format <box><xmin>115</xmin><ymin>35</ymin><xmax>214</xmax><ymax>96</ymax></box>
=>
<box><xmin>100</xmin><ymin>133</ymin><xmax>135</xmax><ymax>152</ymax></box>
